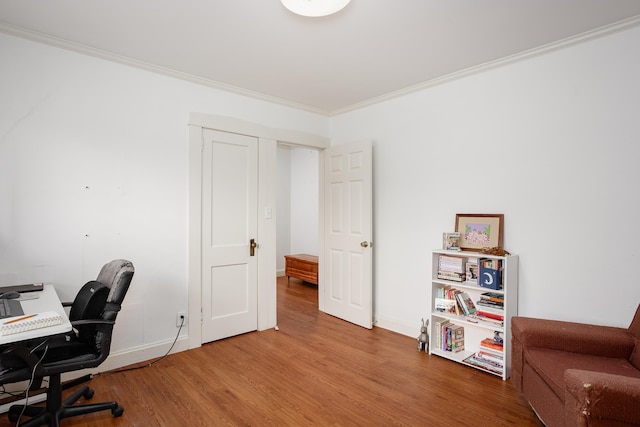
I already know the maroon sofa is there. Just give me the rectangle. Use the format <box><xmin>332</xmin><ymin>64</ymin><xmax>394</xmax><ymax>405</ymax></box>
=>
<box><xmin>511</xmin><ymin>304</ymin><xmax>640</xmax><ymax>427</ymax></box>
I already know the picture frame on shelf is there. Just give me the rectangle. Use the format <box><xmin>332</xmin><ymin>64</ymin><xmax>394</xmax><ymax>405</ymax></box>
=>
<box><xmin>455</xmin><ymin>214</ymin><xmax>504</xmax><ymax>251</ymax></box>
<box><xmin>442</xmin><ymin>232</ymin><xmax>460</xmax><ymax>251</ymax></box>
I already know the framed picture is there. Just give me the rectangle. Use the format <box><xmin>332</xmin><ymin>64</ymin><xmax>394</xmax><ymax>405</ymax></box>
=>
<box><xmin>455</xmin><ymin>214</ymin><xmax>504</xmax><ymax>251</ymax></box>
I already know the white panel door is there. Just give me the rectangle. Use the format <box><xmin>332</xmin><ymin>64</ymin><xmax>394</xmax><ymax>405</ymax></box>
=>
<box><xmin>201</xmin><ymin>129</ymin><xmax>258</xmax><ymax>343</ymax></box>
<box><xmin>322</xmin><ymin>140</ymin><xmax>372</xmax><ymax>329</ymax></box>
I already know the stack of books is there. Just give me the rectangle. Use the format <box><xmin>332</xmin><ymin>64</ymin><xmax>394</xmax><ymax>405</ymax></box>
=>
<box><xmin>434</xmin><ymin>319</ymin><xmax>465</xmax><ymax>353</ymax></box>
<box><xmin>475</xmin><ymin>292</ymin><xmax>504</xmax><ymax>325</ymax></box>
<box><xmin>462</xmin><ymin>336</ymin><xmax>504</xmax><ymax>374</ymax></box>
<box><xmin>437</xmin><ymin>255</ymin><xmax>465</xmax><ymax>282</ymax></box>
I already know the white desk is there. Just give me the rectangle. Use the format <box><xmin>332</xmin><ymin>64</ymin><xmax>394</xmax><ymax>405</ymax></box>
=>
<box><xmin>0</xmin><ymin>285</ymin><xmax>72</xmax><ymax>345</ymax></box>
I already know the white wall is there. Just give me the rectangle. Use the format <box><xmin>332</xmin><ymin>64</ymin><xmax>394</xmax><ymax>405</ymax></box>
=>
<box><xmin>330</xmin><ymin>24</ymin><xmax>640</xmax><ymax>332</ymax></box>
<box><xmin>290</xmin><ymin>148</ymin><xmax>319</xmax><ymax>255</ymax></box>
<box><xmin>0</xmin><ymin>33</ymin><xmax>328</xmax><ymax>361</ymax></box>
<box><xmin>275</xmin><ymin>146</ymin><xmax>319</xmax><ymax>274</ymax></box>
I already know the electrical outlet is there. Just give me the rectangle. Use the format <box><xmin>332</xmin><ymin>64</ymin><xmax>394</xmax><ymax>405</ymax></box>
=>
<box><xmin>176</xmin><ymin>312</ymin><xmax>187</xmax><ymax>327</ymax></box>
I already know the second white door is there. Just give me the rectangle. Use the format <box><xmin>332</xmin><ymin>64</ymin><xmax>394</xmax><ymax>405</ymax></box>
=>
<box><xmin>201</xmin><ymin>129</ymin><xmax>258</xmax><ymax>343</ymax></box>
<box><xmin>322</xmin><ymin>140</ymin><xmax>373</xmax><ymax>329</ymax></box>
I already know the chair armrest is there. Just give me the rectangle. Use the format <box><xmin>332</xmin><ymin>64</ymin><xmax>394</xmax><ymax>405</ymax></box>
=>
<box><xmin>71</xmin><ymin>319</ymin><xmax>115</xmax><ymax>327</ymax></box>
<box><xmin>564</xmin><ymin>369</ymin><xmax>640</xmax><ymax>426</ymax></box>
<box><xmin>511</xmin><ymin>316</ymin><xmax>634</xmax><ymax>359</ymax></box>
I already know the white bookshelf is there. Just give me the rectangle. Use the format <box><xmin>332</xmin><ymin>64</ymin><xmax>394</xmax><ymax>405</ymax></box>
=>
<box><xmin>429</xmin><ymin>249</ymin><xmax>518</xmax><ymax>380</ymax></box>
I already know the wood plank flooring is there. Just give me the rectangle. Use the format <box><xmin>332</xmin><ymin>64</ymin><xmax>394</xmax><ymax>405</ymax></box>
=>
<box><xmin>0</xmin><ymin>277</ymin><xmax>542</xmax><ymax>426</ymax></box>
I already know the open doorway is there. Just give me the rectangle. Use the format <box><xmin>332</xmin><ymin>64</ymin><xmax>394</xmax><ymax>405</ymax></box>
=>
<box><xmin>276</xmin><ymin>145</ymin><xmax>319</xmax><ymax>303</ymax></box>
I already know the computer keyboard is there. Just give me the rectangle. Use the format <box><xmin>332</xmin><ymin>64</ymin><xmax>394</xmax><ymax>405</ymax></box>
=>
<box><xmin>0</xmin><ymin>311</ymin><xmax>63</xmax><ymax>336</ymax></box>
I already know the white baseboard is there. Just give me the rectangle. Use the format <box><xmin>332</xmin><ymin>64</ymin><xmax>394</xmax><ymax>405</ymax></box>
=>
<box><xmin>98</xmin><ymin>335</ymin><xmax>192</xmax><ymax>372</ymax></box>
<box><xmin>373</xmin><ymin>314</ymin><xmax>419</xmax><ymax>339</ymax></box>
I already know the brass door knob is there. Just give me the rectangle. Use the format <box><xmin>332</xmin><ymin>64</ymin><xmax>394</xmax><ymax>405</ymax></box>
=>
<box><xmin>250</xmin><ymin>239</ymin><xmax>258</xmax><ymax>256</ymax></box>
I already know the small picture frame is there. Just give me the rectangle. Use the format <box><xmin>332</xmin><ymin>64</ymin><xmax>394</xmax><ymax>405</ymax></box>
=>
<box><xmin>442</xmin><ymin>232</ymin><xmax>460</xmax><ymax>251</ymax></box>
<box><xmin>455</xmin><ymin>214</ymin><xmax>504</xmax><ymax>251</ymax></box>
<box><xmin>465</xmin><ymin>261</ymin><xmax>479</xmax><ymax>284</ymax></box>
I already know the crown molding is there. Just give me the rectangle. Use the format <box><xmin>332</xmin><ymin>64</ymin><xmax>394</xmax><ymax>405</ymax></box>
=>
<box><xmin>329</xmin><ymin>15</ymin><xmax>640</xmax><ymax>116</ymax></box>
<box><xmin>0</xmin><ymin>21</ymin><xmax>330</xmax><ymax>116</ymax></box>
<box><xmin>2</xmin><ymin>15</ymin><xmax>639</xmax><ymax>118</ymax></box>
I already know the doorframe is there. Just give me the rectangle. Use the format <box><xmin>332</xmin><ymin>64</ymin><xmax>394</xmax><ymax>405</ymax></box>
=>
<box><xmin>187</xmin><ymin>113</ymin><xmax>329</xmax><ymax>350</ymax></box>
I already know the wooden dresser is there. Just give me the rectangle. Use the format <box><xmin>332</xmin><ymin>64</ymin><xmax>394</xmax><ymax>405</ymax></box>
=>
<box><xmin>284</xmin><ymin>254</ymin><xmax>318</xmax><ymax>285</ymax></box>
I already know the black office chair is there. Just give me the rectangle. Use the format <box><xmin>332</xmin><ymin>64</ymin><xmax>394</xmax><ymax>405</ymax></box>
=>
<box><xmin>0</xmin><ymin>259</ymin><xmax>134</xmax><ymax>427</ymax></box>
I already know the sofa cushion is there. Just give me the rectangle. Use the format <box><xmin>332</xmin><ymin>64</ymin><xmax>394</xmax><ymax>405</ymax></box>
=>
<box><xmin>631</xmin><ymin>340</ymin><xmax>640</xmax><ymax>370</ymax></box>
<box><xmin>526</xmin><ymin>348</ymin><xmax>640</xmax><ymax>400</ymax></box>
<box><xmin>629</xmin><ymin>306</ymin><xmax>640</xmax><ymax>370</ymax></box>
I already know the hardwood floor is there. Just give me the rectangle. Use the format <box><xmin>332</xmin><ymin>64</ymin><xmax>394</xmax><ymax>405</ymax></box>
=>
<box><xmin>1</xmin><ymin>277</ymin><xmax>542</xmax><ymax>426</ymax></box>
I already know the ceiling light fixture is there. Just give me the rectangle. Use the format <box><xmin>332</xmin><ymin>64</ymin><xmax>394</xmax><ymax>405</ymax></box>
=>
<box><xmin>280</xmin><ymin>0</ymin><xmax>351</xmax><ymax>17</ymax></box>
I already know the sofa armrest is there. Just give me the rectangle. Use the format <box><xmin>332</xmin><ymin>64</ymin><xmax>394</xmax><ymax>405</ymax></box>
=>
<box><xmin>565</xmin><ymin>369</ymin><xmax>640</xmax><ymax>426</ymax></box>
<box><xmin>511</xmin><ymin>316</ymin><xmax>635</xmax><ymax>359</ymax></box>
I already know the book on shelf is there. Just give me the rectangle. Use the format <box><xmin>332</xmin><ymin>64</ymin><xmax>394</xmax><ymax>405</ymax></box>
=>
<box><xmin>444</xmin><ymin>323</ymin><xmax>464</xmax><ymax>352</ymax></box>
<box><xmin>474</xmin><ymin>303</ymin><xmax>504</xmax><ymax>314</ymax></box>
<box><xmin>470</xmin><ymin>313</ymin><xmax>504</xmax><ymax>327</ymax></box>
<box><xmin>471</xmin><ymin>352</ymin><xmax>503</xmax><ymax>369</ymax></box>
<box><xmin>462</xmin><ymin>354</ymin><xmax>503</xmax><ymax>375</ymax></box>
<box><xmin>476</xmin><ymin>310</ymin><xmax>504</xmax><ymax>321</ymax></box>
<box><xmin>442</xmin><ymin>232</ymin><xmax>460</xmax><ymax>251</ymax></box>
<box><xmin>479</xmin><ymin>258</ymin><xmax>503</xmax><ymax>290</ymax></box>
<box><xmin>434</xmin><ymin>318</ymin><xmax>450</xmax><ymax>351</ymax></box>
<box><xmin>438</xmin><ymin>255</ymin><xmax>464</xmax><ymax>273</ymax></box>
<box><xmin>442</xmin><ymin>323</ymin><xmax>450</xmax><ymax>351</ymax></box>
<box><xmin>455</xmin><ymin>292</ymin><xmax>476</xmax><ymax>316</ymax></box>
<box><xmin>435</xmin><ymin>286</ymin><xmax>466</xmax><ymax>315</ymax></box>
<box><xmin>476</xmin><ymin>299</ymin><xmax>504</xmax><ymax>309</ymax></box>
<box><xmin>437</xmin><ymin>270</ymin><xmax>465</xmax><ymax>282</ymax></box>
<box><xmin>480</xmin><ymin>292</ymin><xmax>504</xmax><ymax>304</ymax></box>
<box><xmin>476</xmin><ymin>350</ymin><xmax>504</xmax><ymax>365</ymax></box>
<box><xmin>435</xmin><ymin>298</ymin><xmax>457</xmax><ymax>314</ymax></box>
<box><xmin>476</xmin><ymin>310</ymin><xmax>504</xmax><ymax>323</ymax></box>
<box><xmin>480</xmin><ymin>337</ymin><xmax>504</xmax><ymax>353</ymax></box>
<box><xmin>479</xmin><ymin>258</ymin><xmax>502</xmax><ymax>270</ymax></box>
<box><xmin>445</xmin><ymin>325</ymin><xmax>451</xmax><ymax>351</ymax></box>
<box><xmin>478</xmin><ymin>317</ymin><xmax>504</xmax><ymax>327</ymax></box>
<box><xmin>440</xmin><ymin>320</ymin><xmax>452</xmax><ymax>351</ymax></box>
<box><xmin>450</xmin><ymin>324</ymin><xmax>464</xmax><ymax>353</ymax></box>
